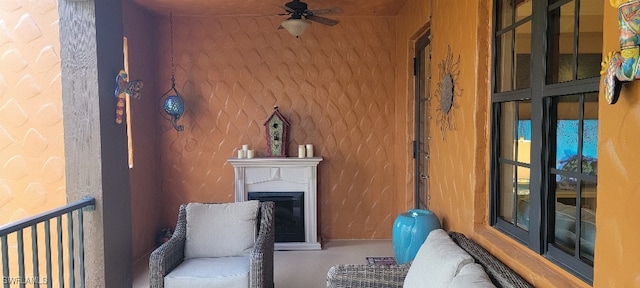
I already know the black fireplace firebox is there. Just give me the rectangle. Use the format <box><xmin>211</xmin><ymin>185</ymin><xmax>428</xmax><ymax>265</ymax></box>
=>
<box><xmin>248</xmin><ymin>192</ymin><xmax>305</xmax><ymax>243</ymax></box>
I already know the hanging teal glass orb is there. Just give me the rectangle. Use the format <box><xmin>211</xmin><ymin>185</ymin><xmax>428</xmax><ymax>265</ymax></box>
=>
<box><xmin>163</xmin><ymin>95</ymin><xmax>184</xmax><ymax>119</ymax></box>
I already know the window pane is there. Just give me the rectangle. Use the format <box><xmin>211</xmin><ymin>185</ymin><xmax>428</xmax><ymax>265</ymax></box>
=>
<box><xmin>497</xmin><ymin>0</ymin><xmax>514</xmax><ymax>29</ymax></box>
<box><xmin>501</xmin><ymin>101</ymin><xmax>531</xmax><ymax>161</ymax></box>
<box><xmin>499</xmin><ymin>161</ymin><xmax>530</xmax><ymax>231</ymax></box>
<box><xmin>552</xmin><ymin>180</ymin><xmax>597</xmax><ymax>263</ymax></box>
<box><xmin>553</xmin><ymin>200</ymin><xmax>578</xmax><ymax>255</ymax></box>
<box><xmin>553</xmin><ymin>92</ymin><xmax>598</xmax><ymax>263</ymax></box>
<box><xmin>516</xmin><ymin>166</ymin><xmax>530</xmax><ymax>230</ymax></box>
<box><xmin>500</xmin><ymin>102</ymin><xmax>517</xmax><ymax>160</ymax></box>
<box><xmin>497</xmin><ymin>0</ymin><xmax>532</xmax><ymax>28</ymax></box>
<box><xmin>581</xmin><ymin>119</ymin><xmax>598</xmax><ymax>174</ymax></box>
<box><xmin>515</xmin><ymin>22</ymin><xmax>531</xmax><ymax>89</ymax></box>
<box><xmin>556</xmin><ymin>95</ymin><xmax>579</xmax><ymax>169</ymax></box>
<box><xmin>496</xmin><ymin>31</ymin><xmax>514</xmax><ymax>92</ymax></box>
<box><xmin>584</xmin><ymin>91</ymin><xmax>599</xmax><ymax>119</ymax></box>
<box><xmin>583</xmin><ymin>93</ymin><xmax>598</xmax><ymax>174</ymax></box>
<box><xmin>555</xmin><ymin>94</ymin><xmax>598</xmax><ymax>172</ymax></box>
<box><xmin>517</xmin><ymin>123</ymin><xmax>531</xmax><ymax>164</ymax></box>
<box><xmin>515</xmin><ymin>0</ymin><xmax>532</xmax><ymax>22</ymax></box>
<box><xmin>577</xmin><ymin>0</ymin><xmax>603</xmax><ymax>80</ymax></box>
<box><xmin>499</xmin><ymin>163</ymin><xmax>516</xmax><ymax>225</ymax></box>
<box><xmin>556</xmin><ymin>119</ymin><xmax>581</xmax><ymax>170</ymax></box>
<box><xmin>547</xmin><ymin>1</ymin><xmax>576</xmax><ymax>84</ymax></box>
<box><xmin>580</xmin><ymin>181</ymin><xmax>596</xmax><ymax>264</ymax></box>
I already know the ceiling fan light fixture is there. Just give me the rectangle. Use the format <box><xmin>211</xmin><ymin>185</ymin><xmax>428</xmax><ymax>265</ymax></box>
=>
<box><xmin>281</xmin><ymin>18</ymin><xmax>311</xmax><ymax>37</ymax></box>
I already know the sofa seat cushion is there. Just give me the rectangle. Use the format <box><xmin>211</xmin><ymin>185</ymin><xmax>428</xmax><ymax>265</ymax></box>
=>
<box><xmin>185</xmin><ymin>201</ymin><xmax>260</xmax><ymax>258</ymax></box>
<box><xmin>449</xmin><ymin>263</ymin><xmax>496</xmax><ymax>288</ymax></box>
<box><xmin>403</xmin><ymin>229</ymin><xmax>474</xmax><ymax>288</ymax></box>
<box><xmin>164</xmin><ymin>256</ymin><xmax>250</xmax><ymax>288</ymax></box>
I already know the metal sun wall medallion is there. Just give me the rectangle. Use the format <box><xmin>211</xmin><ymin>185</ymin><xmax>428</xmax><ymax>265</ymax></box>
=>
<box><xmin>435</xmin><ymin>45</ymin><xmax>462</xmax><ymax>140</ymax></box>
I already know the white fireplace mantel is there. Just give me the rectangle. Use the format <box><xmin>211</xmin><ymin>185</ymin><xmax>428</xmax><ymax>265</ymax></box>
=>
<box><xmin>228</xmin><ymin>157</ymin><xmax>323</xmax><ymax>250</ymax></box>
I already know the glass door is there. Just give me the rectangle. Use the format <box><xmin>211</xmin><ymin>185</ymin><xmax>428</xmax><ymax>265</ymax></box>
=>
<box><xmin>414</xmin><ymin>32</ymin><xmax>432</xmax><ymax>209</ymax></box>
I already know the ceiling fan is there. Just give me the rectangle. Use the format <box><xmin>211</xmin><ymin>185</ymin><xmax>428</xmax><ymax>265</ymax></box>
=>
<box><xmin>278</xmin><ymin>0</ymin><xmax>342</xmax><ymax>37</ymax></box>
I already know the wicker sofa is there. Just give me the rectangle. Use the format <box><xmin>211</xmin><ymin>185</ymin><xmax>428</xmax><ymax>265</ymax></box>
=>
<box><xmin>327</xmin><ymin>231</ymin><xmax>532</xmax><ymax>288</ymax></box>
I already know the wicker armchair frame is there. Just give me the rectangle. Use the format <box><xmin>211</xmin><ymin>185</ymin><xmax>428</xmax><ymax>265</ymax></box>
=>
<box><xmin>149</xmin><ymin>201</ymin><xmax>275</xmax><ymax>288</ymax></box>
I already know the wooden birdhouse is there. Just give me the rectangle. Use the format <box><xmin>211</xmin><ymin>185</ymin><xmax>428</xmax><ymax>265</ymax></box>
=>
<box><xmin>264</xmin><ymin>106</ymin><xmax>290</xmax><ymax>157</ymax></box>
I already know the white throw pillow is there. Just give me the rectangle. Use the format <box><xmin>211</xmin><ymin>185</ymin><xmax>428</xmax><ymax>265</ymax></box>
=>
<box><xmin>184</xmin><ymin>201</ymin><xmax>260</xmax><ymax>258</ymax></box>
<box><xmin>449</xmin><ymin>263</ymin><xmax>496</xmax><ymax>288</ymax></box>
<box><xmin>403</xmin><ymin>229</ymin><xmax>474</xmax><ymax>288</ymax></box>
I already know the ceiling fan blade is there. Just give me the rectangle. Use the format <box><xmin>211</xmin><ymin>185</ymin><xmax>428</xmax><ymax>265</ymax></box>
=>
<box><xmin>308</xmin><ymin>7</ymin><xmax>343</xmax><ymax>15</ymax></box>
<box><xmin>306</xmin><ymin>15</ymin><xmax>339</xmax><ymax>26</ymax></box>
<box><xmin>277</xmin><ymin>5</ymin><xmax>295</xmax><ymax>13</ymax></box>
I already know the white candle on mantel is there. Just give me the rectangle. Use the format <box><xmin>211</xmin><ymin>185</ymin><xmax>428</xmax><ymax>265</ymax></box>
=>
<box><xmin>298</xmin><ymin>145</ymin><xmax>306</xmax><ymax>158</ymax></box>
<box><xmin>242</xmin><ymin>144</ymin><xmax>249</xmax><ymax>151</ymax></box>
<box><xmin>247</xmin><ymin>149</ymin><xmax>255</xmax><ymax>158</ymax></box>
<box><xmin>238</xmin><ymin>149</ymin><xmax>246</xmax><ymax>158</ymax></box>
<box><xmin>306</xmin><ymin>144</ymin><xmax>314</xmax><ymax>158</ymax></box>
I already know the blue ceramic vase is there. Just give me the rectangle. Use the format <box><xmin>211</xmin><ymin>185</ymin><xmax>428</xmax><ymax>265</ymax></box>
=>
<box><xmin>392</xmin><ymin>209</ymin><xmax>441</xmax><ymax>264</ymax></box>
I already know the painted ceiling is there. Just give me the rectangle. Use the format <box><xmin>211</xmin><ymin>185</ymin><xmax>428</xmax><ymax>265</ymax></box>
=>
<box><xmin>131</xmin><ymin>0</ymin><xmax>408</xmax><ymax>16</ymax></box>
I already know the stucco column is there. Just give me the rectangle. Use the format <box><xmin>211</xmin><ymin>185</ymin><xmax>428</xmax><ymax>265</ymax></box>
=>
<box><xmin>58</xmin><ymin>0</ymin><xmax>132</xmax><ymax>287</ymax></box>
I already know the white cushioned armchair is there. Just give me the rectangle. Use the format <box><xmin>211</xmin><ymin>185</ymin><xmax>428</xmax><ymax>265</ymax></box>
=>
<box><xmin>149</xmin><ymin>200</ymin><xmax>275</xmax><ymax>288</ymax></box>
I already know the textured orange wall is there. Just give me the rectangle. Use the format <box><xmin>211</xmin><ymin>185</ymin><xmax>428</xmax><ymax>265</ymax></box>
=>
<box><xmin>0</xmin><ymin>0</ymin><xmax>65</xmax><ymax>224</ymax></box>
<box><xmin>425</xmin><ymin>0</ymin><xmax>483</xmax><ymax>234</ymax></box>
<box><xmin>156</xmin><ymin>15</ymin><xmax>397</xmax><ymax>239</ymax></box>
<box><xmin>593</xmin><ymin>3</ymin><xmax>640</xmax><ymax>287</ymax></box>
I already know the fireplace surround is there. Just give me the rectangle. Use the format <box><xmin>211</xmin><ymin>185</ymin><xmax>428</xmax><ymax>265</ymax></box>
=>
<box><xmin>228</xmin><ymin>157</ymin><xmax>322</xmax><ymax>250</ymax></box>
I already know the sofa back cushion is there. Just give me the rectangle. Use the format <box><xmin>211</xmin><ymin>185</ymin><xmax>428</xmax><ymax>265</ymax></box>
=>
<box><xmin>403</xmin><ymin>229</ymin><xmax>474</xmax><ymax>288</ymax></box>
<box><xmin>449</xmin><ymin>263</ymin><xmax>496</xmax><ymax>288</ymax></box>
<box><xmin>184</xmin><ymin>201</ymin><xmax>260</xmax><ymax>258</ymax></box>
<box><xmin>449</xmin><ymin>232</ymin><xmax>533</xmax><ymax>288</ymax></box>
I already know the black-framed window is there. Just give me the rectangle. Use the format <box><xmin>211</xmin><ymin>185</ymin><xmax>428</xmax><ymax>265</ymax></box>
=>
<box><xmin>490</xmin><ymin>0</ymin><xmax>601</xmax><ymax>283</ymax></box>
